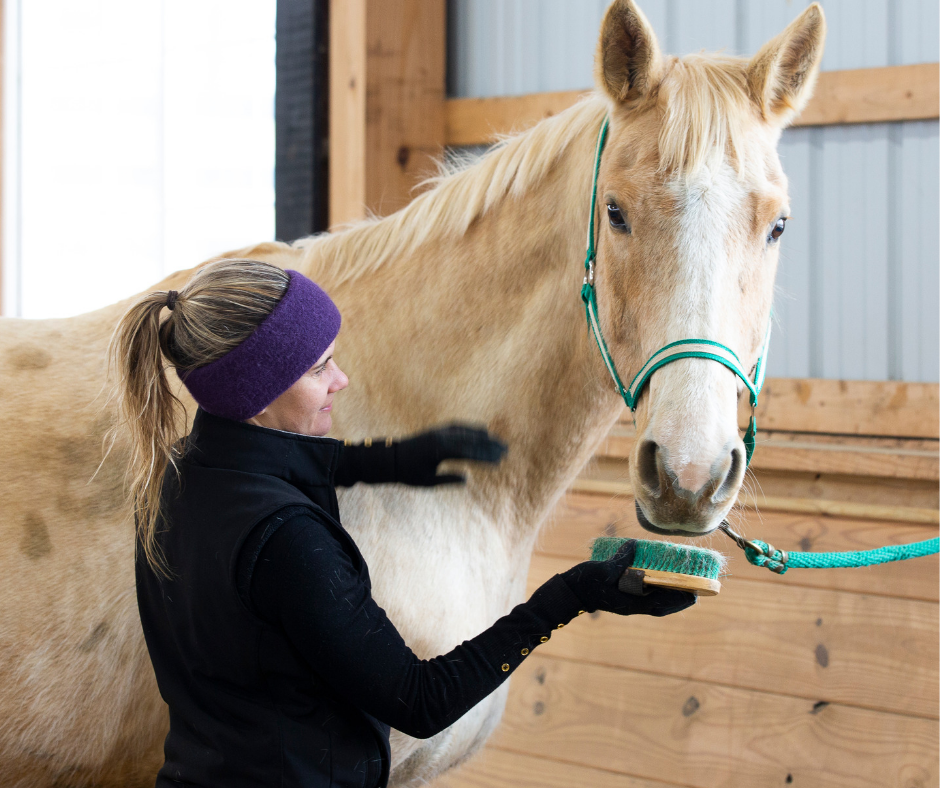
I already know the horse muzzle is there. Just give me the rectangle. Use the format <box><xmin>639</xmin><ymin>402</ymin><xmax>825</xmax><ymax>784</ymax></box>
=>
<box><xmin>632</xmin><ymin>438</ymin><xmax>745</xmax><ymax>536</ymax></box>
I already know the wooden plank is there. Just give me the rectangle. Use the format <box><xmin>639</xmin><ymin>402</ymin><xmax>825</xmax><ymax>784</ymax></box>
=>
<box><xmin>329</xmin><ymin>0</ymin><xmax>445</xmax><ymax>225</ymax></box>
<box><xmin>492</xmin><ymin>655</ymin><xmax>938</xmax><ymax>788</ymax></box>
<box><xmin>542</xmin><ymin>492</ymin><xmax>939</xmax><ymax>600</ymax></box>
<box><xmin>737</xmin><ymin>378</ymin><xmax>940</xmax><ymax>440</ymax></box>
<box><xmin>797</xmin><ymin>62</ymin><xmax>940</xmax><ymax>127</ymax></box>
<box><xmin>570</xmin><ymin>474</ymin><xmax>940</xmax><ymax>523</ymax></box>
<box><xmin>601</xmin><ymin>425</ymin><xmax>940</xmax><ymax>481</ymax></box>
<box><xmin>430</xmin><ymin>747</ymin><xmax>679</xmax><ymax>788</ymax></box>
<box><xmin>445</xmin><ymin>89</ymin><xmax>587</xmax><ymax>147</ymax></box>
<box><xmin>526</xmin><ymin>554</ymin><xmax>939</xmax><ymax>719</ymax></box>
<box><xmin>444</xmin><ymin>64</ymin><xmax>940</xmax><ymax>147</ymax></box>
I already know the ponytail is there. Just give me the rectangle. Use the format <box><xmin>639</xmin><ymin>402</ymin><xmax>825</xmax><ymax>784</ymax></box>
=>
<box><xmin>107</xmin><ymin>259</ymin><xmax>289</xmax><ymax>575</ymax></box>
<box><xmin>108</xmin><ymin>291</ymin><xmax>188</xmax><ymax>576</ymax></box>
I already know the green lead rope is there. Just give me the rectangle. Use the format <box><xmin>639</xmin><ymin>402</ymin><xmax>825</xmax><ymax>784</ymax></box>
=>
<box><xmin>719</xmin><ymin>523</ymin><xmax>940</xmax><ymax>574</ymax></box>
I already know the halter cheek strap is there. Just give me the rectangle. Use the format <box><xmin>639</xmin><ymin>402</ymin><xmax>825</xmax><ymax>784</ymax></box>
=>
<box><xmin>579</xmin><ymin>116</ymin><xmax>771</xmax><ymax>465</ymax></box>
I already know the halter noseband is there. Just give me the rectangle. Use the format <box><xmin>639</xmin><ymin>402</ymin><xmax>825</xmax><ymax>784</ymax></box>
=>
<box><xmin>579</xmin><ymin>116</ymin><xmax>771</xmax><ymax>465</ymax></box>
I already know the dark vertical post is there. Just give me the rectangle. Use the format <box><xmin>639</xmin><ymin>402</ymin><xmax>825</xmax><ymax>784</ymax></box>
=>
<box><xmin>275</xmin><ymin>0</ymin><xmax>329</xmax><ymax>242</ymax></box>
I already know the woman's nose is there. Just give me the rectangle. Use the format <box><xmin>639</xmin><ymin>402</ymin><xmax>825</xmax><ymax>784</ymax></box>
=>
<box><xmin>330</xmin><ymin>365</ymin><xmax>349</xmax><ymax>392</ymax></box>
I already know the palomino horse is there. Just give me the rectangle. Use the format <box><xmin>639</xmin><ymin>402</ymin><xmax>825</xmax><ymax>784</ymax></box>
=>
<box><xmin>0</xmin><ymin>2</ymin><xmax>824</xmax><ymax>785</ymax></box>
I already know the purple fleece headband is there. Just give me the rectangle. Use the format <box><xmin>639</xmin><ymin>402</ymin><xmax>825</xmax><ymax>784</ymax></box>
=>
<box><xmin>178</xmin><ymin>270</ymin><xmax>341</xmax><ymax>421</ymax></box>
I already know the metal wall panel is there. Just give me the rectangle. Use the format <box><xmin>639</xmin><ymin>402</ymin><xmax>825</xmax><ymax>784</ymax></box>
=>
<box><xmin>447</xmin><ymin>0</ymin><xmax>939</xmax><ymax>382</ymax></box>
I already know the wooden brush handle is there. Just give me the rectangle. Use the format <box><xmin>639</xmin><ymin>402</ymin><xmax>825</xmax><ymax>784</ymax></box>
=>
<box><xmin>641</xmin><ymin>568</ymin><xmax>720</xmax><ymax>596</ymax></box>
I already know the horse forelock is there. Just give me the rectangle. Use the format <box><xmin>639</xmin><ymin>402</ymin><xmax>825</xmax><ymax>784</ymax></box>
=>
<box><xmin>655</xmin><ymin>54</ymin><xmax>760</xmax><ymax>181</ymax></box>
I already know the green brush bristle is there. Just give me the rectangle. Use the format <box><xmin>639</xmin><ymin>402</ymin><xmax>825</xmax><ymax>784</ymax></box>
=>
<box><xmin>590</xmin><ymin>537</ymin><xmax>725</xmax><ymax>581</ymax></box>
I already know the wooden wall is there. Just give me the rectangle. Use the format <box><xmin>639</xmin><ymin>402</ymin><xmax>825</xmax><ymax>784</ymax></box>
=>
<box><xmin>433</xmin><ymin>379</ymin><xmax>939</xmax><ymax>788</ymax></box>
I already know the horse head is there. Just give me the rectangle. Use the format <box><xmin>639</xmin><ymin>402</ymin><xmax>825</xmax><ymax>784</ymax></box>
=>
<box><xmin>591</xmin><ymin>0</ymin><xmax>825</xmax><ymax>535</ymax></box>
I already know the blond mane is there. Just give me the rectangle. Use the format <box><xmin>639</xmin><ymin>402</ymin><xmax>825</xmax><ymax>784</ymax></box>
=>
<box><xmin>296</xmin><ymin>52</ymin><xmax>759</xmax><ymax>290</ymax></box>
<box><xmin>298</xmin><ymin>97</ymin><xmax>607</xmax><ymax>289</ymax></box>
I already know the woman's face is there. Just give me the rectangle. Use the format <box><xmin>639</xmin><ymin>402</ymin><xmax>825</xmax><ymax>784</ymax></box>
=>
<box><xmin>248</xmin><ymin>341</ymin><xmax>349</xmax><ymax>436</ymax></box>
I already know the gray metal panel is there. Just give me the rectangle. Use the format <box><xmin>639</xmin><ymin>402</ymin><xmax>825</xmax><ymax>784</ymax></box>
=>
<box><xmin>898</xmin><ymin>120</ymin><xmax>940</xmax><ymax>382</ymax></box>
<box><xmin>666</xmin><ymin>0</ymin><xmax>739</xmax><ymax>57</ymax></box>
<box><xmin>447</xmin><ymin>0</ymin><xmax>940</xmax><ymax>98</ymax></box>
<box><xmin>769</xmin><ymin>127</ymin><xmax>813</xmax><ymax>379</ymax></box>
<box><xmin>896</xmin><ymin>0</ymin><xmax>940</xmax><ymax>65</ymax></box>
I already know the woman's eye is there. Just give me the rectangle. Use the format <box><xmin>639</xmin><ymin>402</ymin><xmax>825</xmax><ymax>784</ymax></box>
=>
<box><xmin>769</xmin><ymin>217</ymin><xmax>787</xmax><ymax>242</ymax></box>
<box><xmin>607</xmin><ymin>203</ymin><xmax>630</xmax><ymax>233</ymax></box>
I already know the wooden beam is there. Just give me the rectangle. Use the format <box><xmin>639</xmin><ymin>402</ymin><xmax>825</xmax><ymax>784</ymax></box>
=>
<box><xmin>733</xmin><ymin>377</ymin><xmax>940</xmax><ymax>440</ymax></box>
<box><xmin>600</xmin><ymin>425</ymin><xmax>939</xmax><ymax>481</ymax></box>
<box><xmin>568</xmin><ymin>477</ymin><xmax>940</xmax><ymax>524</ymax></box>
<box><xmin>797</xmin><ymin>62</ymin><xmax>940</xmax><ymax>127</ymax></box>
<box><xmin>329</xmin><ymin>0</ymin><xmax>445</xmax><ymax>226</ymax></box>
<box><xmin>444</xmin><ymin>63</ymin><xmax>940</xmax><ymax>147</ymax></box>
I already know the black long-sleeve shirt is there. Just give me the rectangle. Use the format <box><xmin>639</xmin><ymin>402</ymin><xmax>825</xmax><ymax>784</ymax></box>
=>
<box><xmin>236</xmin><ymin>505</ymin><xmax>584</xmax><ymax>739</ymax></box>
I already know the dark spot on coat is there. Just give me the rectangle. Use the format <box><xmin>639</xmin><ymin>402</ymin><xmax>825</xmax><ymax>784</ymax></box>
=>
<box><xmin>20</xmin><ymin>513</ymin><xmax>52</xmax><ymax>559</ymax></box>
<box><xmin>533</xmin><ymin>701</ymin><xmax>545</xmax><ymax>715</ymax></box>
<box><xmin>534</xmin><ymin>668</ymin><xmax>546</xmax><ymax>685</ymax></box>
<box><xmin>811</xmin><ymin>700</ymin><xmax>829</xmax><ymax>714</ymax></box>
<box><xmin>589</xmin><ymin>611</ymin><xmax>601</xmax><ymax>620</ymax></box>
<box><xmin>815</xmin><ymin>644</ymin><xmax>829</xmax><ymax>667</ymax></box>
<box><xmin>816</xmin><ymin>618</ymin><xmax>823</xmax><ymax>627</ymax></box>
<box><xmin>604</xmin><ymin>521</ymin><xmax>617</xmax><ymax>536</ymax></box>
<box><xmin>396</xmin><ymin>146</ymin><xmax>410</xmax><ymax>169</ymax></box>
<box><xmin>682</xmin><ymin>696</ymin><xmax>700</xmax><ymax>717</ymax></box>
<box><xmin>7</xmin><ymin>344</ymin><xmax>52</xmax><ymax>371</ymax></box>
<box><xmin>79</xmin><ymin>622</ymin><xmax>109</xmax><ymax>653</ymax></box>
<box><xmin>786</xmin><ymin>775</ymin><xmax>793</xmax><ymax>784</ymax></box>
<box><xmin>799</xmin><ymin>535</ymin><xmax>813</xmax><ymax>551</ymax></box>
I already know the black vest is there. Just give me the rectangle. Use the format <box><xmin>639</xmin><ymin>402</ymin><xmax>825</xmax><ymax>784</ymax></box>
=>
<box><xmin>136</xmin><ymin>409</ymin><xmax>391</xmax><ymax>788</ymax></box>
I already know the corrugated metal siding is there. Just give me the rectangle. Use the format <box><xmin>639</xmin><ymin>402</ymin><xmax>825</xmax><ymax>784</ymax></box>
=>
<box><xmin>447</xmin><ymin>0</ymin><xmax>939</xmax><ymax>383</ymax></box>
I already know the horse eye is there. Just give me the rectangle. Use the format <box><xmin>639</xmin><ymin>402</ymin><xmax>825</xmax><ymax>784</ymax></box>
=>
<box><xmin>769</xmin><ymin>217</ymin><xmax>786</xmax><ymax>242</ymax></box>
<box><xmin>607</xmin><ymin>203</ymin><xmax>630</xmax><ymax>233</ymax></box>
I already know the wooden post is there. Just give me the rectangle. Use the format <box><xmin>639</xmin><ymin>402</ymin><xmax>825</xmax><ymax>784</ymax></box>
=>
<box><xmin>329</xmin><ymin>0</ymin><xmax>446</xmax><ymax>227</ymax></box>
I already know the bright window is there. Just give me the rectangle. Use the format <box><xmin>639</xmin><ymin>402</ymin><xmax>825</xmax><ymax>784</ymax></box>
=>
<box><xmin>3</xmin><ymin>0</ymin><xmax>276</xmax><ymax>318</ymax></box>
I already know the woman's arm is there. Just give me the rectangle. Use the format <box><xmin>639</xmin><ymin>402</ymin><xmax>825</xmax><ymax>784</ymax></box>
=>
<box><xmin>334</xmin><ymin>425</ymin><xmax>506</xmax><ymax>487</ymax></box>
<box><xmin>247</xmin><ymin>513</ymin><xmax>692</xmax><ymax>739</ymax></box>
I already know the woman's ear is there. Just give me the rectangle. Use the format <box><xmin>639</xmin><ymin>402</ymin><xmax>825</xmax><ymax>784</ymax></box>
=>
<box><xmin>747</xmin><ymin>3</ymin><xmax>827</xmax><ymax>127</ymax></box>
<box><xmin>594</xmin><ymin>0</ymin><xmax>663</xmax><ymax>105</ymax></box>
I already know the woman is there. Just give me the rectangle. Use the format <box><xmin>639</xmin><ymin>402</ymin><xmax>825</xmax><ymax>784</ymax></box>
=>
<box><xmin>110</xmin><ymin>258</ymin><xmax>694</xmax><ymax>788</ymax></box>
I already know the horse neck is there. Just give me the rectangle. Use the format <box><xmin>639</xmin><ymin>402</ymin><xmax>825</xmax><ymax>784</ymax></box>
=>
<box><xmin>311</xmin><ymin>106</ymin><xmax>624</xmax><ymax>533</ymax></box>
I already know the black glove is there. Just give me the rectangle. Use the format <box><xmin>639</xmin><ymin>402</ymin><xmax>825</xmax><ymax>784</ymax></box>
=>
<box><xmin>334</xmin><ymin>424</ymin><xmax>507</xmax><ymax>487</ymax></box>
<box><xmin>557</xmin><ymin>540</ymin><xmax>696</xmax><ymax>617</ymax></box>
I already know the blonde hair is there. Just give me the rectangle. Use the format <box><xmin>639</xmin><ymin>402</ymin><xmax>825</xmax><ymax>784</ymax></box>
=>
<box><xmin>107</xmin><ymin>258</ymin><xmax>290</xmax><ymax>575</ymax></box>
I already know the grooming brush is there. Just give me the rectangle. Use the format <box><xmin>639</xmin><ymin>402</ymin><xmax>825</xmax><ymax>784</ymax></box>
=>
<box><xmin>591</xmin><ymin>537</ymin><xmax>726</xmax><ymax>596</ymax></box>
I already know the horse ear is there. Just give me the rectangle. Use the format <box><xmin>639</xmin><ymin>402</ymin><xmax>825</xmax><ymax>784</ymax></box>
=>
<box><xmin>747</xmin><ymin>3</ymin><xmax>827</xmax><ymax>126</ymax></box>
<box><xmin>594</xmin><ymin>0</ymin><xmax>663</xmax><ymax>104</ymax></box>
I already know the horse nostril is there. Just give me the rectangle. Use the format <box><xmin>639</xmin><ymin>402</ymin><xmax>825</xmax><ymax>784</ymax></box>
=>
<box><xmin>637</xmin><ymin>440</ymin><xmax>661</xmax><ymax>496</ymax></box>
<box><xmin>713</xmin><ymin>446</ymin><xmax>744</xmax><ymax>502</ymax></box>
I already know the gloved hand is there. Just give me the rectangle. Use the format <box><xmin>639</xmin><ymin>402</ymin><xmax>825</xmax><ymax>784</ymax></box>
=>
<box><xmin>334</xmin><ymin>424</ymin><xmax>507</xmax><ymax>488</ymax></box>
<box><xmin>392</xmin><ymin>424</ymin><xmax>507</xmax><ymax>485</ymax></box>
<box><xmin>557</xmin><ymin>540</ymin><xmax>696</xmax><ymax>617</ymax></box>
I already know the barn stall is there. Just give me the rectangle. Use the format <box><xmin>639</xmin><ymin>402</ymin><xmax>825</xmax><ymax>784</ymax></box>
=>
<box><xmin>321</xmin><ymin>2</ymin><xmax>939</xmax><ymax>786</ymax></box>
